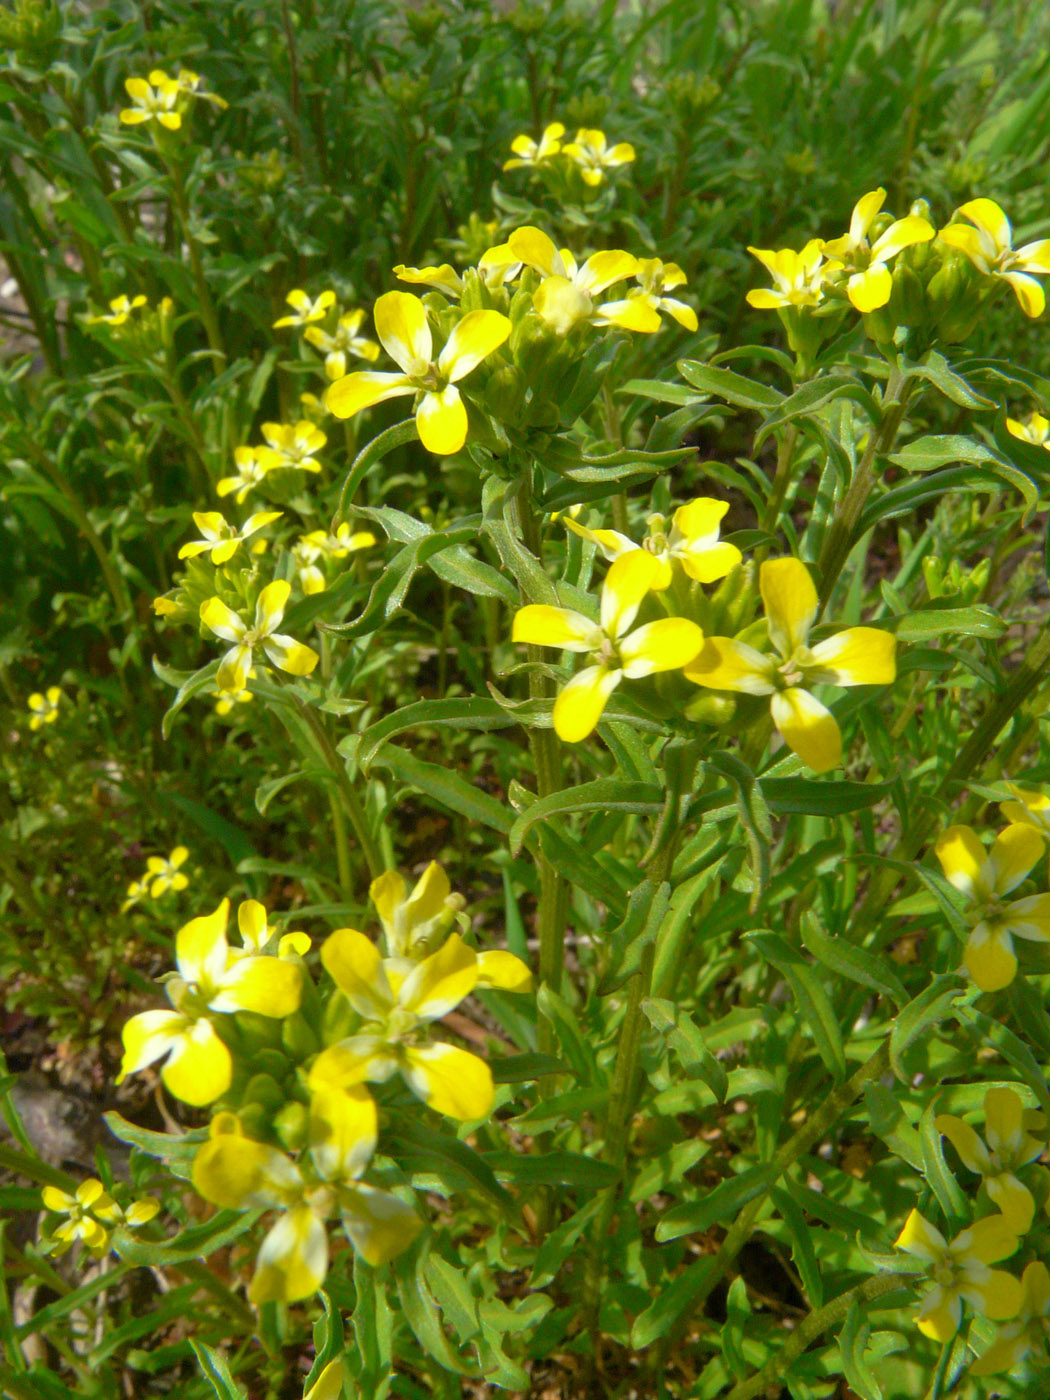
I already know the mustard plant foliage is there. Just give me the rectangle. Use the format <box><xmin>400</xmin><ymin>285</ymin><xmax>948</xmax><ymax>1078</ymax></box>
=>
<box><xmin>6</xmin><ymin>3</ymin><xmax>1050</xmax><ymax>1400</ymax></box>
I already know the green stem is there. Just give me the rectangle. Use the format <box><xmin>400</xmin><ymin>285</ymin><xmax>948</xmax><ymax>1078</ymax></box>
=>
<box><xmin>724</xmin><ymin>1272</ymin><xmax>911</xmax><ymax>1400</ymax></box>
<box><xmin>161</xmin><ymin>150</ymin><xmax>225</xmax><ymax>362</ymax></box>
<box><xmin>294</xmin><ymin>698</ymin><xmax>382</xmax><ymax>879</ymax></box>
<box><xmin>927</xmin><ymin>1339</ymin><xmax>953</xmax><ymax>1400</ymax></box>
<box><xmin>321</xmin><ymin>636</ymin><xmax>354</xmax><ymax>900</ymax></box>
<box><xmin>758</xmin><ymin>424</ymin><xmax>798</xmax><ymax>548</ymax></box>
<box><xmin>817</xmin><ymin>365</ymin><xmax>911</xmax><ymax>605</ymax></box>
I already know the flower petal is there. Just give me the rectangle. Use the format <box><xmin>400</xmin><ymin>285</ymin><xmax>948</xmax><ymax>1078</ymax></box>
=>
<box><xmin>770</xmin><ymin>687</ymin><xmax>842</xmax><ymax>772</ymax></box>
<box><xmin>324</xmin><ymin>371</ymin><xmax>414</xmax><ymax>420</ymax></box>
<box><xmin>937</xmin><ymin>223</ymin><xmax>987</xmax><ymax>267</ymax></box>
<box><xmin>507</xmin><ymin>225</ymin><xmax>560</xmax><ymax>276</ymax></box>
<box><xmin>254</xmin><ymin>579</ymin><xmax>290</xmax><ymax>632</ymax></box>
<box><xmin>1003</xmin><ymin>892</ymin><xmax>1050</xmax><ymax>942</ymax></box>
<box><xmin>200</xmin><ymin>598</ymin><xmax>246</xmax><ymax>644</ymax></box>
<box><xmin>211</xmin><ymin>954</ymin><xmax>302</xmax><ymax>1016</ymax></box>
<box><xmin>304</xmin><ymin>1360</ymin><xmax>348</xmax><ymax>1400</ymax></box>
<box><xmin>807</xmin><ymin>627</ymin><xmax>897</xmax><ymax>686</ymax></box>
<box><xmin>475</xmin><ymin>950</ymin><xmax>533</xmax><ymax>992</ymax></box>
<box><xmin>192</xmin><ymin>1125</ymin><xmax>293</xmax><ymax>1208</ymax></box>
<box><xmin>250</xmin><ymin>1204</ymin><xmax>328</xmax><ymax>1304</ymax></box>
<box><xmin>988</xmin><ymin>822</ymin><xmax>1044</xmax><ymax>895</ymax></box>
<box><xmin>984</xmin><ymin>1086</ymin><xmax>1024</xmax><ymax>1155</ymax></box>
<box><xmin>438</xmin><ymin>309</ymin><xmax>511</xmax><ymax>381</ymax></box>
<box><xmin>619</xmin><ymin>618</ymin><xmax>705</xmax><ymax>677</ymax></box>
<box><xmin>553</xmin><ymin>664</ymin><xmax>621</xmax><ymax>742</ymax></box>
<box><xmin>577</xmin><ymin>249</ymin><xmax>639</xmax><ymax>296</ymax></box>
<box><xmin>933</xmin><ymin>1113</ymin><xmax>991</xmax><ymax>1174</ymax></box>
<box><xmin>117</xmin><ymin>1009</ymin><xmax>186</xmax><ymax>1081</ymax></box>
<box><xmin>309</xmin><ymin>1038</ymin><xmax>395</xmax><ymax>1092</ymax></box>
<box><xmin>871</xmin><ymin>215</ymin><xmax>935</xmax><ymax>262</ymax></box>
<box><xmin>895</xmin><ymin>1208</ymin><xmax>947</xmax><ymax>1260</ymax></box>
<box><xmin>850</xmin><ymin>189</ymin><xmax>886</xmax><ymax>244</ymax></box>
<box><xmin>760</xmin><ymin>557</ymin><xmax>818</xmax><ymax>656</ymax></box>
<box><xmin>684</xmin><ymin>637</ymin><xmax>776</xmax><ymax>694</ymax></box>
<box><xmin>238</xmin><ymin>899</ymin><xmax>268</xmax><ymax>952</ymax></box>
<box><xmin>848</xmin><ymin>263</ymin><xmax>893</xmax><ymax>312</ymax></box>
<box><xmin>958</xmin><ymin>198</ymin><xmax>1011</xmax><ymax>251</ymax></box>
<box><xmin>262</xmin><ymin>634</ymin><xmax>320</xmax><ymax>677</ymax></box>
<box><xmin>416</xmin><ymin>386</ymin><xmax>468</xmax><ymax>455</ymax></box>
<box><xmin>398</xmin><ymin>932</ymin><xmax>478</xmax><ymax>1020</ymax></box>
<box><xmin>672</xmin><ymin>497</ymin><xmax>728</xmax><ymax>541</ymax></box>
<box><xmin>963</xmin><ymin>1269</ymin><xmax>1024</xmax><ymax>1321</ymax></box>
<box><xmin>340</xmin><ymin>1184</ymin><xmax>422</xmax><ymax>1266</ymax></box>
<box><xmin>512</xmin><ymin>604</ymin><xmax>601</xmax><ymax>652</ymax></box>
<box><xmin>964</xmin><ymin>923</ymin><xmax>1017</xmax><ymax>992</ymax></box>
<box><xmin>308</xmin><ymin>1084</ymin><xmax>377</xmax><ymax>1181</ymax></box>
<box><xmin>601</xmin><ymin>549</ymin><xmax>661</xmax><ymax>638</ymax></box>
<box><xmin>916</xmin><ymin>1291</ymin><xmax>962</xmax><ymax>1341</ymax></box>
<box><xmin>934</xmin><ymin>825</ymin><xmax>988</xmax><ymax>900</ymax></box>
<box><xmin>986</xmin><ymin>1172</ymin><xmax>1035</xmax><ymax>1233</ymax></box>
<box><xmin>402</xmin><ymin>1043</ymin><xmax>494</xmax><ymax>1119</ymax></box>
<box><xmin>677</xmin><ymin>540</ymin><xmax>742</xmax><ymax>583</ymax></box>
<box><xmin>161</xmin><ymin>1019</ymin><xmax>232</xmax><ymax>1106</ymax></box>
<box><xmin>176</xmin><ymin>899</ymin><xmax>230</xmax><ymax>987</ymax></box>
<box><xmin>373</xmin><ymin>290</ymin><xmax>431</xmax><ymax>375</ymax></box>
<box><xmin>1001</xmin><ymin>271</ymin><xmax>1046</xmax><ymax>318</ymax></box>
<box><xmin>320</xmin><ymin>929</ymin><xmax>393</xmax><ymax>1019</ymax></box>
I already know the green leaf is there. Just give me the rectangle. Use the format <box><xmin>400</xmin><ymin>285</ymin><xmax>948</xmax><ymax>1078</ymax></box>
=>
<box><xmin>839</xmin><ymin>1303</ymin><xmax>883</xmax><ymax>1400</ymax></box>
<box><xmin>190</xmin><ymin>1342</ymin><xmax>248</xmax><ymax>1400</ymax></box>
<box><xmin>746</xmin><ymin>931</ymin><xmax>847</xmax><ymax>1079</ymax></box>
<box><xmin>889</xmin><ymin>605</ymin><xmax>1007</xmax><ymax>641</ymax></box>
<box><xmin>535</xmin><ymin>984</ymin><xmax>600</xmax><ymax>1086</ymax></box>
<box><xmin>642</xmin><ymin>996</ymin><xmax>728</xmax><ymax>1101</ymax></box>
<box><xmin>769</xmin><ymin>1185</ymin><xmax>823</xmax><ymax>1307</ymax></box>
<box><xmin>383</xmin><ymin>1119</ymin><xmax>510</xmax><ymax>1209</ymax></box>
<box><xmin>919</xmin><ymin>1098</ymin><xmax>967</xmax><ymax>1227</ymax></box>
<box><xmin>358</xmin><ymin>697</ymin><xmax>520</xmax><ymax>767</ymax></box>
<box><xmin>334</xmin><ymin>419</ymin><xmax>419</xmax><ymax>522</ymax></box>
<box><xmin>394</xmin><ymin>1246</ymin><xmax>476</xmax><ymax>1377</ymax></box>
<box><xmin>484</xmin><ymin>1150</ymin><xmax>618</xmax><ymax>1188</ymax></box>
<box><xmin>800</xmin><ymin>913</ymin><xmax>906</xmax><ymax>1007</ymax></box>
<box><xmin>889</xmin><ymin>974</ymin><xmax>969</xmax><ymax>1081</ymax></box>
<box><xmin>490</xmin><ymin>1052</ymin><xmax>572</xmax><ymax>1084</ymax></box>
<box><xmin>155</xmin><ymin>656</ymin><xmax>221</xmax><ymax>739</ymax></box>
<box><xmin>167</xmin><ymin>792</ymin><xmax>258</xmax><ymax>868</ymax></box>
<box><xmin>677</xmin><ymin>359</ymin><xmax>784</xmax><ymax>410</ymax></box>
<box><xmin>366</xmin><ymin>744</ymin><xmax>511</xmax><ymax>834</ymax></box>
<box><xmin>906</xmin><ymin>352</ymin><xmax>994</xmax><ymax>409</ymax></box>
<box><xmin>762</xmin><ymin>776</ymin><xmax>898</xmax><ymax>816</ymax></box>
<box><xmin>654</xmin><ymin>1162</ymin><xmax>777</xmax><ymax>1241</ymax></box>
<box><xmin>755</xmin><ymin>373</ymin><xmax>881</xmax><ymax>447</ymax></box>
<box><xmin>887</xmin><ymin>434</ymin><xmax>1001</xmax><ymax>471</ymax></box>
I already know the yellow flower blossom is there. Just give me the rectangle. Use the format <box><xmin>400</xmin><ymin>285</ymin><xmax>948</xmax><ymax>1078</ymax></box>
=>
<box><xmin>393</xmin><ymin>263</ymin><xmax>465</xmax><ymax>298</ymax></box>
<box><xmin>1001</xmin><ymin>783</ymin><xmax>1050</xmax><ymax>838</ymax></box>
<box><xmin>257</xmin><ymin>420</ymin><xmax>326</xmax><ymax>474</ymax></box>
<box><xmin>217</xmin><ymin>446</ymin><xmax>273</xmax><ymax>504</ymax></box>
<box><xmin>95</xmin><ymin>1192</ymin><xmax>162</xmax><ymax>1229</ymax></box>
<box><xmin>236</xmin><ymin>898</ymin><xmax>311</xmax><ymax>959</ymax></box>
<box><xmin>310</xmin><ymin>930</ymin><xmax>531</xmax><ymax>1120</ymax></box>
<box><xmin>933</xmin><ymin>823</ymin><xmax>1050</xmax><ymax>991</ymax></box>
<box><xmin>894</xmin><ymin>1208</ymin><xmax>1022</xmax><ymax>1341</ymax></box>
<box><xmin>28</xmin><ymin>686</ymin><xmax>62</xmax><ymax>730</ymax></box>
<box><xmin>192</xmin><ymin>1090</ymin><xmax>420</xmax><ymax>1301</ymax></box>
<box><xmin>117</xmin><ymin>898</ymin><xmax>302</xmax><ymax>1106</ymax></box>
<box><xmin>200</xmin><ymin>579</ymin><xmax>320</xmax><ymax>691</ymax></box>
<box><xmin>174</xmin><ymin>69</ymin><xmax>227</xmax><ymax>109</ymax></box>
<box><xmin>1006</xmin><ymin>412</ymin><xmax>1050</xmax><ymax>451</ymax></box>
<box><xmin>370</xmin><ymin>861</ymin><xmax>464</xmax><ymax>962</ymax></box>
<box><xmin>178</xmin><ymin>510</ymin><xmax>282</xmax><ymax>565</ymax></box>
<box><xmin>821</xmin><ymin>188</ymin><xmax>934</xmax><ymax>311</ymax></box>
<box><xmin>938</xmin><ymin>198</ymin><xmax>1050</xmax><ymax>317</ymax></box>
<box><xmin>273</xmin><ymin>289</ymin><xmax>336</xmax><ymax>329</ymax></box>
<box><xmin>627</xmin><ymin>258</ymin><xmax>698</xmax><ymax>331</ymax></box>
<box><xmin>685</xmin><ymin>557</ymin><xmax>896</xmax><ymax>772</ymax></box>
<box><xmin>507</xmin><ymin>225</ymin><xmax>653</xmax><ymax>334</ymax></box>
<box><xmin>42</xmin><ymin>1179</ymin><xmax>115</xmax><ymax>1255</ymax></box>
<box><xmin>503</xmin><ymin>121</ymin><xmax>565</xmax><ymax>170</ymax></box>
<box><xmin>119</xmin><ymin>69</ymin><xmax>182</xmax><ymax>130</ymax></box>
<box><xmin>304</xmin><ymin>308</ymin><xmax>381</xmax><ymax>378</ymax></box>
<box><xmin>325</xmin><ymin>290</ymin><xmax>511</xmax><ymax>456</ymax></box>
<box><xmin>293</xmin><ymin>523</ymin><xmax>375</xmax><ymax>594</ymax></box>
<box><xmin>746</xmin><ymin>240</ymin><xmax>834</xmax><ymax>309</ymax></box>
<box><xmin>561</xmin><ymin>497</ymin><xmax>740</xmax><ymax>591</ymax></box>
<box><xmin>513</xmin><ymin>551</ymin><xmax>705</xmax><ymax>742</ymax></box>
<box><xmin>145</xmin><ymin>845</ymin><xmax>190</xmax><ymax>898</ymax></box>
<box><xmin>476</xmin><ymin>242</ymin><xmax>524</xmax><ymax>289</ymax></box>
<box><xmin>121</xmin><ymin>877</ymin><xmax>148</xmax><ymax>913</ymax></box>
<box><xmin>562</xmin><ymin>127</ymin><xmax>635</xmax><ymax>186</ymax></box>
<box><xmin>213</xmin><ymin>684</ymin><xmax>253</xmax><ymax>716</ymax></box>
<box><xmin>972</xmin><ymin>1261</ymin><xmax>1050</xmax><ymax>1375</ymax></box>
<box><xmin>85</xmin><ymin>294</ymin><xmax>148</xmax><ymax>326</ymax></box>
<box><xmin>935</xmin><ymin>1086</ymin><xmax>1046</xmax><ymax>1232</ymax></box>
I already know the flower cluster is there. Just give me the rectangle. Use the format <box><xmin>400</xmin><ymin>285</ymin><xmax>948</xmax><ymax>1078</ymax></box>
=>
<box><xmin>41</xmin><ymin>1178</ymin><xmax>160</xmax><ymax>1257</ymax></box>
<box><xmin>273</xmin><ymin>288</ymin><xmax>381</xmax><ymax>381</ymax></box>
<box><xmin>292</xmin><ymin>523</ymin><xmax>376</xmax><ymax>595</ymax></box>
<box><xmin>503</xmin><ymin>122</ymin><xmax>635</xmax><ymax>188</ymax></box>
<box><xmin>200</xmin><ymin>579</ymin><xmax>319</xmax><ymax>693</ymax></box>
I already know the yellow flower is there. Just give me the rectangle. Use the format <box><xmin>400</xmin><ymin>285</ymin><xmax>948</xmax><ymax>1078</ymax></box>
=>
<box><xmin>393</xmin><ymin>263</ymin><xmax>465</xmax><ymax>298</ymax></box>
<box><xmin>895</xmin><ymin>1208</ymin><xmax>1022</xmax><ymax>1342</ymax></box>
<box><xmin>370</xmin><ymin>861</ymin><xmax>463</xmax><ymax>961</ymax></box>
<box><xmin>145</xmin><ymin>845</ymin><xmax>190</xmax><ymax>898</ymax></box>
<box><xmin>119</xmin><ymin>69</ymin><xmax>182</xmax><ymax>130</ymax></box>
<box><xmin>236</xmin><ymin>898</ymin><xmax>311</xmax><ymax>959</ymax></box>
<box><xmin>1005</xmin><ymin>412</ymin><xmax>1050</xmax><ymax>451</ymax></box>
<box><xmin>117</xmin><ymin>898</ymin><xmax>303</xmax><ymax>1106</ymax></box>
<box><xmin>121</xmin><ymin>877</ymin><xmax>149</xmax><ymax>913</ymax></box>
<box><xmin>513</xmin><ymin>551</ymin><xmax>705</xmax><ymax>743</ymax></box>
<box><xmin>561</xmin><ymin>497</ymin><xmax>740</xmax><ymax>591</ymax></box>
<box><xmin>933</xmin><ymin>824</ymin><xmax>1050</xmax><ymax>991</ymax></box>
<box><xmin>304</xmin><ymin>308</ymin><xmax>381</xmax><ymax>378</ymax></box>
<box><xmin>213</xmin><ymin>684</ymin><xmax>253</xmax><ymax>716</ymax></box>
<box><xmin>28</xmin><ymin>686</ymin><xmax>63</xmax><ymax>730</ymax></box>
<box><xmin>503</xmin><ymin>121</ymin><xmax>566</xmax><ymax>170</ymax></box>
<box><xmin>310</xmin><ymin>930</ymin><xmax>530</xmax><ymax>1120</ymax></box>
<box><xmin>258</xmin><ymin>420</ymin><xmax>326</xmax><ymax>474</ymax></box>
<box><xmin>685</xmin><ymin>557</ymin><xmax>896</xmax><ymax>772</ymax></box>
<box><xmin>562</xmin><ymin>127</ymin><xmax>635</xmax><ymax>186</ymax></box>
<box><xmin>476</xmin><ymin>241</ymin><xmax>524</xmax><ymax>289</ymax></box>
<box><xmin>200</xmin><ymin>579</ymin><xmax>320</xmax><ymax>692</ymax></box>
<box><xmin>84</xmin><ymin>294</ymin><xmax>148</xmax><ymax>326</ymax></box>
<box><xmin>507</xmin><ymin>225</ymin><xmax>653</xmax><ymax>334</ymax></box>
<box><xmin>42</xmin><ymin>1179</ymin><xmax>115</xmax><ymax>1256</ymax></box>
<box><xmin>1001</xmin><ymin>783</ymin><xmax>1050</xmax><ymax>838</ymax></box>
<box><xmin>95</xmin><ymin>1192</ymin><xmax>162</xmax><ymax>1229</ymax></box>
<box><xmin>972</xmin><ymin>1261</ymin><xmax>1050</xmax><ymax>1375</ymax></box>
<box><xmin>821</xmin><ymin>188</ymin><xmax>934</xmax><ymax>311</ymax></box>
<box><xmin>629</xmin><ymin>258</ymin><xmax>698</xmax><ymax>331</ymax></box>
<box><xmin>178</xmin><ymin>510</ymin><xmax>282</xmax><ymax>565</ymax></box>
<box><xmin>192</xmin><ymin>1091</ymin><xmax>420</xmax><ymax>1300</ymax></box>
<box><xmin>325</xmin><ymin>290</ymin><xmax>511</xmax><ymax>456</ymax></box>
<box><xmin>293</xmin><ymin>523</ymin><xmax>375</xmax><ymax>595</ymax></box>
<box><xmin>217</xmin><ymin>446</ymin><xmax>273</xmax><ymax>504</ymax></box>
<box><xmin>938</xmin><ymin>198</ymin><xmax>1050</xmax><ymax>317</ymax></box>
<box><xmin>935</xmin><ymin>1087</ymin><xmax>1046</xmax><ymax>1232</ymax></box>
<box><xmin>273</xmin><ymin>289</ymin><xmax>336</xmax><ymax>329</ymax></box>
<box><xmin>746</xmin><ymin>240</ymin><xmax>833</xmax><ymax>309</ymax></box>
<box><xmin>175</xmin><ymin>69</ymin><xmax>227</xmax><ymax>109</ymax></box>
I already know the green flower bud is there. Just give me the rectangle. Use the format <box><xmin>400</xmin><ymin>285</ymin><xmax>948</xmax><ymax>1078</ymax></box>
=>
<box><xmin>322</xmin><ymin>990</ymin><xmax>356</xmax><ymax>1046</ymax></box>
<box><xmin>274</xmin><ymin>1101</ymin><xmax>310</xmax><ymax>1152</ymax></box>
<box><xmin>243</xmin><ymin>1072</ymin><xmax>285</xmax><ymax>1113</ymax></box>
<box><xmin>282</xmin><ymin>1011</ymin><xmax>319</xmax><ymax>1061</ymax></box>
<box><xmin>685</xmin><ymin>692</ymin><xmax>738</xmax><ymax>727</ymax></box>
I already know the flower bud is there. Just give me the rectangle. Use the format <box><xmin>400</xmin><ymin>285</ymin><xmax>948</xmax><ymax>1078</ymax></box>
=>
<box><xmin>243</xmin><ymin>1072</ymin><xmax>285</xmax><ymax>1113</ymax></box>
<box><xmin>282</xmin><ymin>1010</ymin><xmax>319</xmax><ymax>1060</ymax></box>
<box><xmin>274</xmin><ymin>1100</ymin><xmax>310</xmax><ymax>1152</ymax></box>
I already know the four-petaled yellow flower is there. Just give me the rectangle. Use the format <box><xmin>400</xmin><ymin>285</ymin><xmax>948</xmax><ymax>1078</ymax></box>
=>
<box><xmin>28</xmin><ymin>686</ymin><xmax>62</xmax><ymax>729</ymax></box>
<box><xmin>201</xmin><ymin>580</ymin><xmax>319</xmax><ymax>692</ymax></box>
<box><xmin>938</xmin><ymin>198</ymin><xmax>1050</xmax><ymax>318</ymax></box>
<box><xmin>85</xmin><ymin>294</ymin><xmax>148</xmax><ymax>326</ymax></box>
<box><xmin>935</xmin><ymin>1086</ymin><xmax>1046</xmax><ymax>1232</ymax></box>
<box><xmin>370</xmin><ymin>861</ymin><xmax>462</xmax><ymax>962</ymax></box>
<box><xmin>1006</xmin><ymin>412</ymin><xmax>1050</xmax><ymax>451</ymax></box>
<box><xmin>895</xmin><ymin>1208</ymin><xmax>1022</xmax><ymax>1342</ymax></box>
<box><xmin>217</xmin><ymin>446</ymin><xmax>273</xmax><ymax>504</ymax></box>
<box><xmin>213</xmin><ymin>678</ymin><xmax>254</xmax><ymax>715</ymax></box>
<box><xmin>117</xmin><ymin>898</ymin><xmax>302</xmax><ymax>1105</ymax></box>
<box><xmin>41</xmin><ymin>1179</ymin><xmax>115</xmax><ymax>1256</ymax></box>
<box><xmin>933</xmin><ymin>823</ymin><xmax>1050</xmax><ymax>991</ymax></box>
<box><xmin>273</xmin><ymin>289</ymin><xmax>336</xmax><ymax>329</ymax></box>
<box><xmin>685</xmin><ymin>557</ymin><xmax>896</xmax><ymax>773</ymax></box>
<box><xmin>513</xmin><ymin>550</ymin><xmax>705</xmax><ymax>743</ymax></box>
<box><xmin>746</xmin><ymin>240</ymin><xmax>832</xmax><ymax>309</ymax></box>
<box><xmin>625</xmin><ymin>258</ymin><xmax>699</xmax><ymax>331</ymax></box>
<box><xmin>304</xmin><ymin>308</ymin><xmax>381</xmax><ymax>378</ymax></box>
<box><xmin>972</xmin><ymin>1261</ymin><xmax>1050</xmax><ymax>1376</ymax></box>
<box><xmin>325</xmin><ymin>291</ymin><xmax>511</xmax><ymax>455</ymax></box>
<box><xmin>1001</xmin><ymin>783</ymin><xmax>1050</xmax><ymax>838</ymax></box>
<box><xmin>174</xmin><ymin>69</ymin><xmax>227</xmax><ymax>109</ymax></box>
<box><xmin>145</xmin><ymin>845</ymin><xmax>190</xmax><ymax>898</ymax></box>
<box><xmin>562</xmin><ymin>497</ymin><xmax>741</xmax><ymax>591</ymax></box>
<box><xmin>562</xmin><ymin>127</ymin><xmax>635</xmax><ymax>186</ymax></box>
<box><xmin>503</xmin><ymin>121</ymin><xmax>565</xmax><ymax>170</ymax></box>
<box><xmin>120</xmin><ymin>70</ymin><xmax>183</xmax><ymax>130</ymax></box>
<box><xmin>508</xmin><ymin>226</ymin><xmax>652</xmax><ymax>334</ymax></box>
<box><xmin>258</xmin><ymin>420</ymin><xmax>327</xmax><ymax>474</ymax></box>
<box><xmin>178</xmin><ymin>510</ymin><xmax>282</xmax><ymax>565</ymax></box>
<box><xmin>821</xmin><ymin>187</ymin><xmax>934</xmax><ymax>311</ymax></box>
<box><xmin>192</xmin><ymin>1091</ymin><xmax>420</xmax><ymax>1301</ymax></box>
<box><xmin>310</xmin><ymin>930</ymin><xmax>531</xmax><ymax>1120</ymax></box>
<box><xmin>293</xmin><ymin>523</ymin><xmax>376</xmax><ymax>594</ymax></box>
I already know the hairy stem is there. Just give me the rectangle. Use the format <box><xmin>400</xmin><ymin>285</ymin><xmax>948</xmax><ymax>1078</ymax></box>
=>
<box><xmin>295</xmin><ymin>698</ymin><xmax>382</xmax><ymax>879</ymax></box>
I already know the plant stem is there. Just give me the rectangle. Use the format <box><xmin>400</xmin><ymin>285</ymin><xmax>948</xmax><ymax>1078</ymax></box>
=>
<box><xmin>320</xmin><ymin>636</ymin><xmax>354</xmax><ymax>899</ymax></box>
<box><xmin>927</xmin><ymin>1338</ymin><xmax>953</xmax><ymax>1400</ymax></box>
<box><xmin>724</xmin><ymin>1271</ymin><xmax>911</xmax><ymax>1400</ymax></box>
<box><xmin>758</xmin><ymin>424</ymin><xmax>798</xmax><ymax>548</ymax></box>
<box><xmin>294</xmin><ymin>698</ymin><xmax>382</xmax><ymax>879</ymax></box>
<box><xmin>817</xmin><ymin>365</ymin><xmax>911</xmax><ymax>605</ymax></box>
<box><xmin>161</xmin><ymin>150</ymin><xmax>225</xmax><ymax>362</ymax></box>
